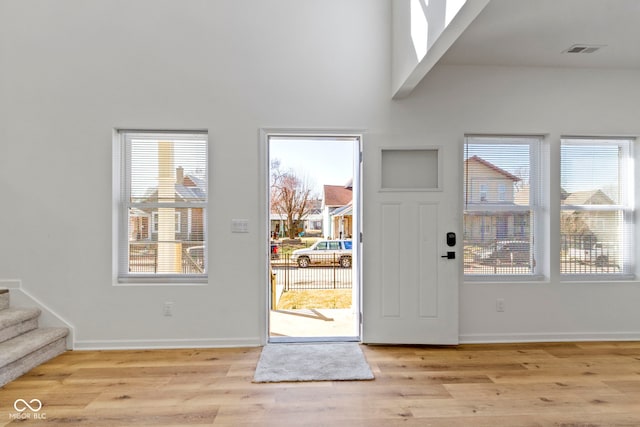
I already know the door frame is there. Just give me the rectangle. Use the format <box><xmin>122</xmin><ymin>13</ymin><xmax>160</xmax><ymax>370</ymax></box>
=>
<box><xmin>259</xmin><ymin>129</ymin><xmax>363</xmax><ymax>344</ymax></box>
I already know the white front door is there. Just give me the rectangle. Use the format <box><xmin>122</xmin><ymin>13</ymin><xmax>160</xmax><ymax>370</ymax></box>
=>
<box><xmin>362</xmin><ymin>150</ymin><xmax>459</xmax><ymax>344</ymax></box>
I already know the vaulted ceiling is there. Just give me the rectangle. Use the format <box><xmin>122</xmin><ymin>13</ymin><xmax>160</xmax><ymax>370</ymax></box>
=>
<box><xmin>440</xmin><ymin>0</ymin><xmax>640</xmax><ymax>69</ymax></box>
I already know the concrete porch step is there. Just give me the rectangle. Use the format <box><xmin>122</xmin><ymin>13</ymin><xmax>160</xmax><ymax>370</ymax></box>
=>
<box><xmin>0</xmin><ymin>327</ymin><xmax>69</xmax><ymax>387</ymax></box>
<box><xmin>0</xmin><ymin>307</ymin><xmax>41</xmax><ymax>344</ymax></box>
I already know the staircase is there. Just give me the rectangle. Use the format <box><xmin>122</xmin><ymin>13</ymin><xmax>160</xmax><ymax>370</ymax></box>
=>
<box><xmin>0</xmin><ymin>289</ymin><xmax>69</xmax><ymax>387</ymax></box>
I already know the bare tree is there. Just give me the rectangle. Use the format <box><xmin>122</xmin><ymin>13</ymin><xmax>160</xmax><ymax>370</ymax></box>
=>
<box><xmin>270</xmin><ymin>160</ymin><xmax>316</xmax><ymax>239</ymax></box>
<box><xmin>560</xmin><ymin>212</ymin><xmax>592</xmax><ymax>235</ymax></box>
<box><xmin>513</xmin><ymin>166</ymin><xmax>529</xmax><ymax>191</ymax></box>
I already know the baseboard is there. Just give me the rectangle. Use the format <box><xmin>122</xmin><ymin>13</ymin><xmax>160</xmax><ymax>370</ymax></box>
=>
<box><xmin>74</xmin><ymin>337</ymin><xmax>263</xmax><ymax>350</ymax></box>
<box><xmin>459</xmin><ymin>331</ymin><xmax>640</xmax><ymax>344</ymax></box>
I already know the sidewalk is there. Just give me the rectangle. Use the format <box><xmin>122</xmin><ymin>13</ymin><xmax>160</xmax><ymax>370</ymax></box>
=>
<box><xmin>269</xmin><ymin>308</ymin><xmax>357</xmax><ymax>338</ymax></box>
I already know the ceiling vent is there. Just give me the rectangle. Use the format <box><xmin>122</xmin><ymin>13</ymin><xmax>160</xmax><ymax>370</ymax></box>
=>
<box><xmin>563</xmin><ymin>44</ymin><xmax>606</xmax><ymax>54</ymax></box>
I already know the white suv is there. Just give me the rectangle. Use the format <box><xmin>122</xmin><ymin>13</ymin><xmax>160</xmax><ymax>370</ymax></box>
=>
<box><xmin>290</xmin><ymin>240</ymin><xmax>353</xmax><ymax>268</ymax></box>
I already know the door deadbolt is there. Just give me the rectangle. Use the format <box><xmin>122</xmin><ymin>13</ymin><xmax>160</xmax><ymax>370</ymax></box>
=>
<box><xmin>446</xmin><ymin>232</ymin><xmax>456</xmax><ymax>247</ymax></box>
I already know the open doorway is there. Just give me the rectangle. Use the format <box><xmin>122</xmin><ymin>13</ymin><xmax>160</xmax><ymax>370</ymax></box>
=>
<box><xmin>267</xmin><ymin>133</ymin><xmax>361</xmax><ymax>342</ymax></box>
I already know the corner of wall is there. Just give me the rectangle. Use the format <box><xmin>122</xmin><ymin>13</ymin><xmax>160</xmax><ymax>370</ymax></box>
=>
<box><xmin>1</xmin><ymin>279</ymin><xmax>76</xmax><ymax>349</ymax></box>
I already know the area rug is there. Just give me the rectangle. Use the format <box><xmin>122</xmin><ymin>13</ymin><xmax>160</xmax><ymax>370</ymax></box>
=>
<box><xmin>253</xmin><ymin>342</ymin><xmax>374</xmax><ymax>383</ymax></box>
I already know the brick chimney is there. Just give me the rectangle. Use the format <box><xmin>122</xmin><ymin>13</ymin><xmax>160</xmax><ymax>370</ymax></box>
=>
<box><xmin>176</xmin><ymin>166</ymin><xmax>184</xmax><ymax>185</ymax></box>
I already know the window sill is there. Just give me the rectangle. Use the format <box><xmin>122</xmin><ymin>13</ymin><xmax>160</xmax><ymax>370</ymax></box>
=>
<box><xmin>116</xmin><ymin>275</ymin><xmax>208</xmax><ymax>286</ymax></box>
<box><xmin>560</xmin><ymin>274</ymin><xmax>637</xmax><ymax>283</ymax></box>
<box><xmin>464</xmin><ymin>274</ymin><xmax>546</xmax><ymax>285</ymax></box>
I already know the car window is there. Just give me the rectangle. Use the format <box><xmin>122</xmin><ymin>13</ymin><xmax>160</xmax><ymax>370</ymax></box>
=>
<box><xmin>328</xmin><ymin>242</ymin><xmax>340</xmax><ymax>250</ymax></box>
<box><xmin>343</xmin><ymin>241</ymin><xmax>352</xmax><ymax>250</ymax></box>
<box><xmin>315</xmin><ymin>242</ymin><xmax>327</xmax><ymax>250</ymax></box>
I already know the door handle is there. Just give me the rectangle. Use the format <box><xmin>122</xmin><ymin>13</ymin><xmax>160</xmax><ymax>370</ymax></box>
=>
<box><xmin>441</xmin><ymin>251</ymin><xmax>455</xmax><ymax>259</ymax></box>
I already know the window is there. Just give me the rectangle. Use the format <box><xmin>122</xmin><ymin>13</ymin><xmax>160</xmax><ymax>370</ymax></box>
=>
<box><xmin>116</xmin><ymin>130</ymin><xmax>208</xmax><ymax>282</ymax></box>
<box><xmin>464</xmin><ymin>136</ymin><xmax>541</xmax><ymax>278</ymax></box>
<box><xmin>152</xmin><ymin>212</ymin><xmax>181</xmax><ymax>233</ymax></box>
<box><xmin>498</xmin><ymin>183</ymin><xmax>507</xmax><ymax>201</ymax></box>
<box><xmin>560</xmin><ymin>138</ymin><xmax>634</xmax><ymax>278</ymax></box>
<box><xmin>479</xmin><ymin>184</ymin><xmax>488</xmax><ymax>202</ymax></box>
<box><xmin>328</xmin><ymin>241</ymin><xmax>340</xmax><ymax>250</ymax></box>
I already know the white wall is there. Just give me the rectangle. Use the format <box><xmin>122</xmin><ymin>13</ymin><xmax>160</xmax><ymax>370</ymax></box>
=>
<box><xmin>387</xmin><ymin>64</ymin><xmax>640</xmax><ymax>342</ymax></box>
<box><xmin>0</xmin><ymin>0</ymin><xmax>391</xmax><ymax>348</ymax></box>
<box><xmin>1</xmin><ymin>1</ymin><xmax>639</xmax><ymax>348</ymax></box>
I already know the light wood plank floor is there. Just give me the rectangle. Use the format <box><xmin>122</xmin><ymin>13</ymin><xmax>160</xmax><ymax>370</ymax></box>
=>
<box><xmin>1</xmin><ymin>342</ymin><xmax>640</xmax><ymax>426</ymax></box>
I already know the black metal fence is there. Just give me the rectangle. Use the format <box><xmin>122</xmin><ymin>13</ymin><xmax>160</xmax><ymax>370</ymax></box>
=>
<box><xmin>560</xmin><ymin>235</ymin><xmax>620</xmax><ymax>274</ymax></box>
<box><xmin>271</xmin><ymin>253</ymin><xmax>353</xmax><ymax>290</ymax></box>
<box><xmin>463</xmin><ymin>239</ymin><xmax>534</xmax><ymax>275</ymax></box>
<box><xmin>464</xmin><ymin>235</ymin><xmax>621</xmax><ymax>275</ymax></box>
<box><xmin>129</xmin><ymin>242</ymin><xmax>205</xmax><ymax>274</ymax></box>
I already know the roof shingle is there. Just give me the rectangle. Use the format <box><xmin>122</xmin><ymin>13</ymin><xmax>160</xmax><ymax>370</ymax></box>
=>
<box><xmin>323</xmin><ymin>185</ymin><xmax>352</xmax><ymax>207</ymax></box>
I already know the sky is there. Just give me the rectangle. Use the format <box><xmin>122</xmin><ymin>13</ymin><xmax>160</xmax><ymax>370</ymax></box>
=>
<box><xmin>560</xmin><ymin>145</ymin><xmax>621</xmax><ymax>197</ymax></box>
<box><xmin>128</xmin><ymin>135</ymin><xmax>354</xmax><ymax>200</ymax></box>
<box><xmin>269</xmin><ymin>138</ymin><xmax>356</xmax><ymax>197</ymax></box>
<box><xmin>130</xmin><ymin>137</ymin><xmax>207</xmax><ymax>198</ymax></box>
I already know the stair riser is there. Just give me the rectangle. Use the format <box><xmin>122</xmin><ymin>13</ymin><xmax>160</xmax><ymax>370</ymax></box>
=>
<box><xmin>0</xmin><ymin>289</ymin><xmax>71</xmax><ymax>387</ymax></box>
<box><xmin>0</xmin><ymin>319</ymin><xmax>39</xmax><ymax>345</ymax></box>
<box><xmin>0</xmin><ymin>337</ymin><xmax>67</xmax><ymax>387</ymax></box>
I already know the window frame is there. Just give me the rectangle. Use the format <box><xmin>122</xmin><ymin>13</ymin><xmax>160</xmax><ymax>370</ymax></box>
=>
<box><xmin>463</xmin><ymin>135</ymin><xmax>544</xmax><ymax>282</ymax></box>
<box><xmin>114</xmin><ymin>130</ymin><xmax>208</xmax><ymax>284</ymax></box>
<box><xmin>560</xmin><ymin>137</ymin><xmax>635</xmax><ymax>281</ymax></box>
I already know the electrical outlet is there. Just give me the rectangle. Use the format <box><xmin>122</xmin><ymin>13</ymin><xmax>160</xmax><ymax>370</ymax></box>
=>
<box><xmin>163</xmin><ymin>302</ymin><xmax>174</xmax><ymax>317</ymax></box>
<box><xmin>496</xmin><ymin>298</ymin><xmax>505</xmax><ymax>312</ymax></box>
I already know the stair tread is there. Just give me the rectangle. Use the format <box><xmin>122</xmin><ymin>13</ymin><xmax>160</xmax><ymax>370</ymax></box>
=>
<box><xmin>0</xmin><ymin>308</ymin><xmax>41</xmax><ymax>330</ymax></box>
<box><xmin>0</xmin><ymin>328</ymin><xmax>68</xmax><ymax>367</ymax></box>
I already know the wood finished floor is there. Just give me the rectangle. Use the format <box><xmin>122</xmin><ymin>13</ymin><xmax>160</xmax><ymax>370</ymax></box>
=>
<box><xmin>1</xmin><ymin>342</ymin><xmax>640</xmax><ymax>426</ymax></box>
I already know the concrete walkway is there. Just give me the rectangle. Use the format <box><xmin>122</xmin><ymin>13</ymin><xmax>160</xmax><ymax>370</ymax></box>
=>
<box><xmin>269</xmin><ymin>308</ymin><xmax>357</xmax><ymax>339</ymax></box>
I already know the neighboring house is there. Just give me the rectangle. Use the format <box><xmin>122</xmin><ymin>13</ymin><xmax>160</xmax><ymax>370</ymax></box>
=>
<box><xmin>323</xmin><ymin>181</ymin><xmax>353</xmax><ymax>239</ymax></box>
<box><xmin>307</xmin><ymin>201</ymin><xmax>324</xmax><ymax>233</ymax></box>
<box><xmin>561</xmin><ymin>189</ymin><xmax>618</xmax><ymax>249</ymax></box>
<box><xmin>464</xmin><ymin>156</ymin><xmax>529</xmax><ymax>244</ymax></box>
<box><xmin>330</xmin><ymin>200</ymin><xmax>353</xmax><ymax>239</ymax></box>
<box><xmin>270</xmin><ymin>199</ymin><xmax>323</xmax><ymax>238</ymax></box>
<box><xmin>129</xmin><ymin>167</ymin><xmax>206</xmax><ymax>243</ymax></box>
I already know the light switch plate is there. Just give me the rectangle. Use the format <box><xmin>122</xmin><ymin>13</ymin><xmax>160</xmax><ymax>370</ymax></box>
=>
<box><xmin>231</xmin><ymin>219</ymin><xmax>249</xmax><ymax>233</ymax></box>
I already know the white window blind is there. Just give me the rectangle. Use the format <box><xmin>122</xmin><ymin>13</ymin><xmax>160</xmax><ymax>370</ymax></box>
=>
<box><xmin>117</xmin><ymin>131</ymin><xmax>208</xmax><ymax>282</ymax></box>
<box><xmin>463</xmin><ymin>136</ymin><xmax>542</xmax><ymax>278</ymax></box>
<box><xmin>560</xmin><ymin>137</ymin><xmax>634</xmax><ymax>278</ymax></box>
